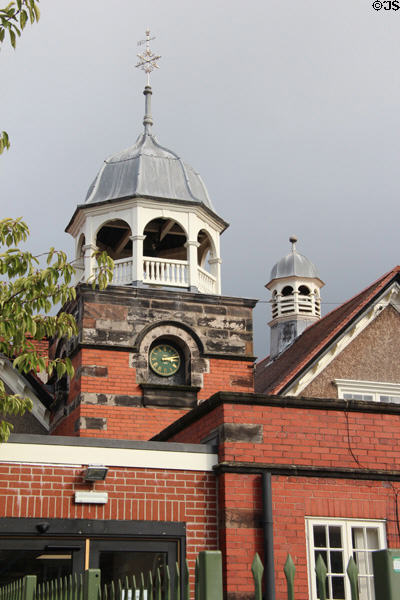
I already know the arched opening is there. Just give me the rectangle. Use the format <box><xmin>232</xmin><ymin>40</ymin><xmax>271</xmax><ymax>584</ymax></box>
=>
<box><xmin>281</xmin><ymin>286</ymin><xmax>294</xmax><ymax>297</ymax></box>
<box><xmin>298</xmin><ymin>285</ymin><xmax>312</xmax><ymax>314</ymax></box>
<box><xmin>298</xmin><ymin>285</ymin><xmax>310</xmax><ymax>296</ymax></box>
<box><xmin>96</xmin><ymin>219</ymin><xmax>132</xmax><ymax>260</ymax></box>
<box><xmin>143</xmin><ymin>218</ymin><xmax>187</xmax><ymax>261</ymax></box>
<box><xmin>280</xmin><ymin>285</ymin><xmax>294</xmax><ymax>315</ymax></box>
<box><xmin>197</xmin><ymin>230</ymin><xmax>214</xmax><ymax>272</ymax></box>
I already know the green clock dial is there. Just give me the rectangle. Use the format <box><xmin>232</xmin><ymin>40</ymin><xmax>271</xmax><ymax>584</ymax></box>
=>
<box><xmin>150</xmin><ymin>344</ymin><xmax>181</xmax><ymax>377</ymax></box>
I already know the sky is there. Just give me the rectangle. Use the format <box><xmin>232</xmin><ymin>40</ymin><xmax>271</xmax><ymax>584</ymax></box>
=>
<box><xmin>1</xmin><ymin>0</ymin><xmax>400</xmax><ymax>359</ymax></box>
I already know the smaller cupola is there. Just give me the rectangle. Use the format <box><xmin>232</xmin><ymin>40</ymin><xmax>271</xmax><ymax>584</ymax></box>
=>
<box><xmin>266</xmin><ymin>236</ymin><xmax>324</xmax><ymax>359</ymax></box>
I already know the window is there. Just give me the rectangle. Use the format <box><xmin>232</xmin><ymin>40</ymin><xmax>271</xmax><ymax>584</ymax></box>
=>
<box><xmin>334</xmin><ymin>379</ymin><xmax>400</xmax><ymax>404</ymax></box>
<box><xmin>306</xmin><ymin>518</ymin><xmax>386</xmax><ymax>600</ymax></box>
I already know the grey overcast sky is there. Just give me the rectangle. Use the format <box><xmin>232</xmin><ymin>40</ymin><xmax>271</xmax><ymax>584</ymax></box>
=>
<box><xmin>1</xmin><ymin>0</ymin><xmax>400</xmax><ymax>358</ymax></box>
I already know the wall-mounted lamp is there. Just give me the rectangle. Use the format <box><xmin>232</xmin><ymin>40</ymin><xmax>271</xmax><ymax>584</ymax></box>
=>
<box><xmin>83</xmin><ymin>465</ymin><xmax>108</xmax><ymax>482</ymax></box>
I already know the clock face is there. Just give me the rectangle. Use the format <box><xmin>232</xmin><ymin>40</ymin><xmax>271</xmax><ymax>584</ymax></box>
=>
<box><xmin>149</xmin><ymin>344</ymin><xmax>181</xmax><ymax>377</ymax></box>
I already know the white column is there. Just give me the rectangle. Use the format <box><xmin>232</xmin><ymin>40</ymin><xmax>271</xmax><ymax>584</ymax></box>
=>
<box><xmin>185</xmin><ymin>240</ymin><xmax>200</xmax><ymax>291</ymax></box>
<box><xmin>131</xmin><ymin>235</ymin><xmax>146</xmax><ymax>284</ymax></box>
<box><xmin>209</xmin><ymin>257</ymin><xmax>222</xmax><ymax>295</ymax></box>
<box><xmin>82</xmin><ymin>243</ymin><xmax>98</xmax><ymax>282</ymax></box>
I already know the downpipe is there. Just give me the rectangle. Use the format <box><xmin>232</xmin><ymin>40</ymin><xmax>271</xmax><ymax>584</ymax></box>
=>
<box><xmin>262</xmin><ymin>472</ymin><xmax>275</xmax><ymax>600</ymax></box>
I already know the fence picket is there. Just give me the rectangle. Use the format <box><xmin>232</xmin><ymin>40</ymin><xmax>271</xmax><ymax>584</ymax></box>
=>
<box><xmin>139</xmin><ymin>573</ymin><xmax>144</xmax><ymax>600</ymax></box>
<box><xmin>164</xmin><ymin>566</ymin><xmax>170</xmax><ymax>600</ymax></box>
<box><xmin>22</xmin><ymin>577</ymin><xmax>36</xmax><ymax>600</ymax></box>
<box><xmin>283</xmin><ymin>554</ymin><xmax>295</xmax><ymax>600</ymax></box>
<box><xmin>130</xmin><ymin>576</ymin><xmax>137</xmax><ymax>600</ymax></box>
<box><xmin>346</xmin><ymin>557</ymin><xmax>359</xmax><ymax>600</ymax></box>
<box><xmin>154</xmin><ymin>569</ymin><xmax>161</xmax><ymax>600</ymax></box>
<box><xmin>147</xmin><ymin>572</ymin><xmax>153</xmax><ymax>600</ymax></box>
<box><xmin>251</xmin><ymin>554</ymin><xmax>263</xmax><ymax>600</ymax></box>
<box><xmin>172</xmin><ymin>564</ymin><xmax>179</xmax><ymax>600</ymax></box>
<box><xmin>183</xmin><ymin>561</ymin><xmax>189</xmax><ymax>600</ymax></box>
<box><xmin>315</xmin><ymin>554</ymin><xmax>328</xmax><ymax>600</ymax></box>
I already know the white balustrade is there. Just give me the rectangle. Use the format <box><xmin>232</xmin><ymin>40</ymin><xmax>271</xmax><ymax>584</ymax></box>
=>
<box><xmin>143</xmin><ymin>257</ymin><xmax>188</xmax><ymax>287</ymax></box>
<box><xmin>94</xmin><ymin>257</ymin><xmax>133</xmax><ymax>285</ymax></box>
<box><xmin>92</xmin><ymin>256</ymin><xmax>219</xmax><ymax>293</ymax></box>
<box><xmin>198</xmin><ymin>266</ymin><xmax>217</xmax><ymax>294</ymax></box>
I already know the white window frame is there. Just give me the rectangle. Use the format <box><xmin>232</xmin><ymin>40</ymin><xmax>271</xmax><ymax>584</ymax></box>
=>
<box><xmin>334</xmin><ymin>379</ymin><xmax>400</xmax><ymax>404</ymax></box>
<box><xmin>305</xmin><ymin>517</ymin><xmax>386</xmax><ymax>600</ymax></box>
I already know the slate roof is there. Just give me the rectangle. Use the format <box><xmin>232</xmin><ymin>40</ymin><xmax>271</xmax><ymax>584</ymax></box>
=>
<box><xmin>255</xmin><ymin>266</ymin><xmax>400</xmax><ymax>395</ymax></box>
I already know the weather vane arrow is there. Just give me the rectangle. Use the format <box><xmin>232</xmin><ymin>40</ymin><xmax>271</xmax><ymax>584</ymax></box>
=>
<box><xmin>136</xmin><ymin>29</ymin><xmax>161</xmax><ymax>86</ymax></box>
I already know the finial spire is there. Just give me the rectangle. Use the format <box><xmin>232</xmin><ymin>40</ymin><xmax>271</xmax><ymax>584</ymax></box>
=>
<box><xmin>136</xmin><ymin>29</ymin><xmax>161</xmax><ymax>134</ymax></box>
<box><xmin>289</xmin><ymin>235</ymin><xmax>298</xmax><ymax>252</ymax></box>
<box><xmin>136</xmin><ymin>29</ymin><xmax>161</xmax><ymax>86</ymax></box>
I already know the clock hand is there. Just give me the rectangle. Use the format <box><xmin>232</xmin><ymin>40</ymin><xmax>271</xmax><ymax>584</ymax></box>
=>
<box><xmin>162</xmin><ymin>356</ymin><xmax>179</xmax><ymax>362</ymax></box>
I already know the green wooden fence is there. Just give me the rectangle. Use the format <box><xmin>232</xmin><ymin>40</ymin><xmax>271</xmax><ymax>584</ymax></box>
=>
<box><xmin>0</xmin><ymin>550</ymin><xmax>362</xmax><ymax>600</ymax></box>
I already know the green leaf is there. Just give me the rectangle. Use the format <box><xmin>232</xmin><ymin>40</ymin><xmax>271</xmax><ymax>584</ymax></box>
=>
<box><xmin>32</xmin><ymin>0</ymin><xmax>39</xmax><ymax>21</ymax></box>
<box><xmin>9</xmin><ymin>27</ymin><xmax>16</xmax><ymax>48</ymax></box>
<box><xmin>20</xmin><ymin>9</ymin><xmax>27</xmax><ymax>29</ymax></box>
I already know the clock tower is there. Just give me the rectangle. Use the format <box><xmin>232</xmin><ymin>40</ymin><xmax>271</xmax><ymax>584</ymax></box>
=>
<box><xmin>51</xmin><ymin>34</ymin><xmax>256</xmax><ymax>439</ymax></box>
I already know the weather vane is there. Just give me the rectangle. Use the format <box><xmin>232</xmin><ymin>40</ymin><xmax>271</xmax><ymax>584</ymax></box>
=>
<box><xmin>136</xmin><ymin>29</ymin><xmax>161</xmax><ymax>85</ymax></box>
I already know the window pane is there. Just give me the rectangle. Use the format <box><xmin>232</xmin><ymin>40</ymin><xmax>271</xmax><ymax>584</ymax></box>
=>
<box><xmin>358</xmin><ymin>575</ymin><xmax>369</xmax><ymax>600</ymax></box>
<box><xmin>331</xmin><ymin>576</ymin><xmax>345</xmax><ymax>599</ymax></box>
<box><xmin>352</xmin><ymin>528</ymin><xmax>365</xmax><ymax>549</ymax></box>
<box><xmin>314</xmin><ymin>526</ymin><xmax>327</xmax><ymax>548</ymax></box>
<box><xmin>99</xmin><ymin>551</ymin><xmax>167</xmax><ymax>587</ymax></box>
<box><xmin>329</xmin><ymin>527</ymin><xmax>342</xmax><ymax>548</ymax></box>
<box><xmin>366</xmin><ymin>529</ymin><xmax>379</xmax><ymax>549</ymax></box>
<box><xmin>330</xmin><ymin>551</ymin><xmax>343</xmax><ymax>574</ymax></box>
<box><xmin>354</xmin><ymin>551</ymin><xmax>369</xmax><ymax>575</ymax></box>
<box><xmin>380</xmin><ymin>395</ymin><xmax>400</xmax><ymax>404</ymax></box>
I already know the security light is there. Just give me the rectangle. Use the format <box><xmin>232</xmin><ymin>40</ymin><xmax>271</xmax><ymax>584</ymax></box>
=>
<box><xmin>83</xmin><ymin>465</ymin><xmax>108</xmax><ymax>482</ymax></box>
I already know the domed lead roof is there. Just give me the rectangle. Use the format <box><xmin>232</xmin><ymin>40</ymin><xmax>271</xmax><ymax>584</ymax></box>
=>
<box><xmin>270</xmin><ymin>237</ymin><xmax>320</xmax><ymax>281</ymax></box>
<box><xmin>85</xmin><ymin>87</ymin><xmax>213</xmax><ymax>210</ymax></box>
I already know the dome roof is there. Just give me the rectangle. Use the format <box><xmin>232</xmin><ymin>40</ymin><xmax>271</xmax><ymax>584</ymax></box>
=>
<box><xmin>85</xmin><ymin>130</ymin><xmax>213</xmax><ymax>210</ymax></box>
<box><xmin>269</xmin><ymin>238</ymin><xmax>321</xmax><ymax>282</ymax></box>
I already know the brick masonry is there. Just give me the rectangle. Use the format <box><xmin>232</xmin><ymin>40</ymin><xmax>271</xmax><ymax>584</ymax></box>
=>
<box><xmin>0</xmin><ymin>462</ymin><xmax>217</xmax><ymax>589</ymax></box>
<box><xmin>160</xmin><ymin>393</ymin><xmax>400</xmax><ymax>600</ymax></box>
<box><xmin>51</xmin><ymin>286</ymin><xmax>256</xmax><ymax>438</ymax></box>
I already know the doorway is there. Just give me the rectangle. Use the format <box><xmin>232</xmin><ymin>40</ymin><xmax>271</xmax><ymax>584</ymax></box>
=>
<box><xmin>0</xmin><ymin>519</ymin><xmax>185</xmax><ymax>588</ymax></box>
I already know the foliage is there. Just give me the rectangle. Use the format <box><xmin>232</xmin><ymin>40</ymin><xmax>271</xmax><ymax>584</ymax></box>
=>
<box><xmin>0</xmin><ymin>0</ymin><xmax>41</xmax><ymax>154</ymax></box>
<box><xmin>0</xmin><ymin>217</ymin><xmax>114</xmax><ymax>441</ymax></box>
<box><xmin>0</xmin><ymin>0</ymin><xmax>40</xmax><ymax>48</ymax></box>
<box><xmin>0</xmin><ymin>131</ymin><xmax>10</xmax><ymax>155</ymax></box>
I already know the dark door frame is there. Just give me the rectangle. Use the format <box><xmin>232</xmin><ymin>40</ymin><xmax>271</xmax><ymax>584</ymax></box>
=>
<box><xmin>0</xmin><ymin>518</ymin><xmax>186</xmax><ymax>585</ymax></box>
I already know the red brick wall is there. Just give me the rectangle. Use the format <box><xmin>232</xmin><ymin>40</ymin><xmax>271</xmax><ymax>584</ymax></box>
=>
<box><xmin>54</xmin><ymin>349</ymin><xmax>254</xmax><ymax>439</ymax></box>
<box><xmin>0</xmin><ymin>463</ymin><xmax>217</xmax><ymax>588</ymax></box>
<box><xmin>167</xmin><ymin>397</ymin><xmax>400</xmax><ymax>599</ymax></box>
<box><xmin>218</xmin><ymin>472</ymin><xmax>400</xmax><ymax>600</ymax></box>
<box><xmin>170</xmin><ymin>401</ymin><xmax>400</xmax><ymax>471</ymax></box>
<box><xmin>199</xmin><ymin>360</ymin><xmax>254</xmax><ymax>401</ymax></box>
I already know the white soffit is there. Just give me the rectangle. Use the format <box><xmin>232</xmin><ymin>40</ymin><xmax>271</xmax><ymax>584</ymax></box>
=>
<box><xmin>284</xmin><ymin>282</ymin><xmax>400</xmax><ymax>397</ymax></box>
<box><xmin>0</xmin><ymin>442</ymin><xmax>218</xmax><ymax>472</ymax></box>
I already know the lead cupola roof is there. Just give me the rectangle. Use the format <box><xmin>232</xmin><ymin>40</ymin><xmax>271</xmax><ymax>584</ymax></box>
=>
<box><xmin>85</xmin><ymin>85</ymin><xmax>213</xmax><ymax>210</ymax></box>
<box><xmin>269</xmin><ymin>236</ymin><xmax>321</xmax><ymax>282</ymax></box>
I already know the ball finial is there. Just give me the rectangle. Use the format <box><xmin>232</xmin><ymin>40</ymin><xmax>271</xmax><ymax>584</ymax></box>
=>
<box><xmin>289</xmin><ymin>235</ymin><xmax>298</xmax><ymax>252</ymax></box>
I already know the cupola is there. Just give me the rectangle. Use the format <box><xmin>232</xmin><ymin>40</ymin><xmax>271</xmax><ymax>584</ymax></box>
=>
<box><xmin>66</xmin><ymin>34</ymin><xmax>227</xmax><ymax>295</ymax></box>
<box><xmin>266</xmin><ymin>236</ymin><xmax>324</xmax><ymax>359</ymax></box>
